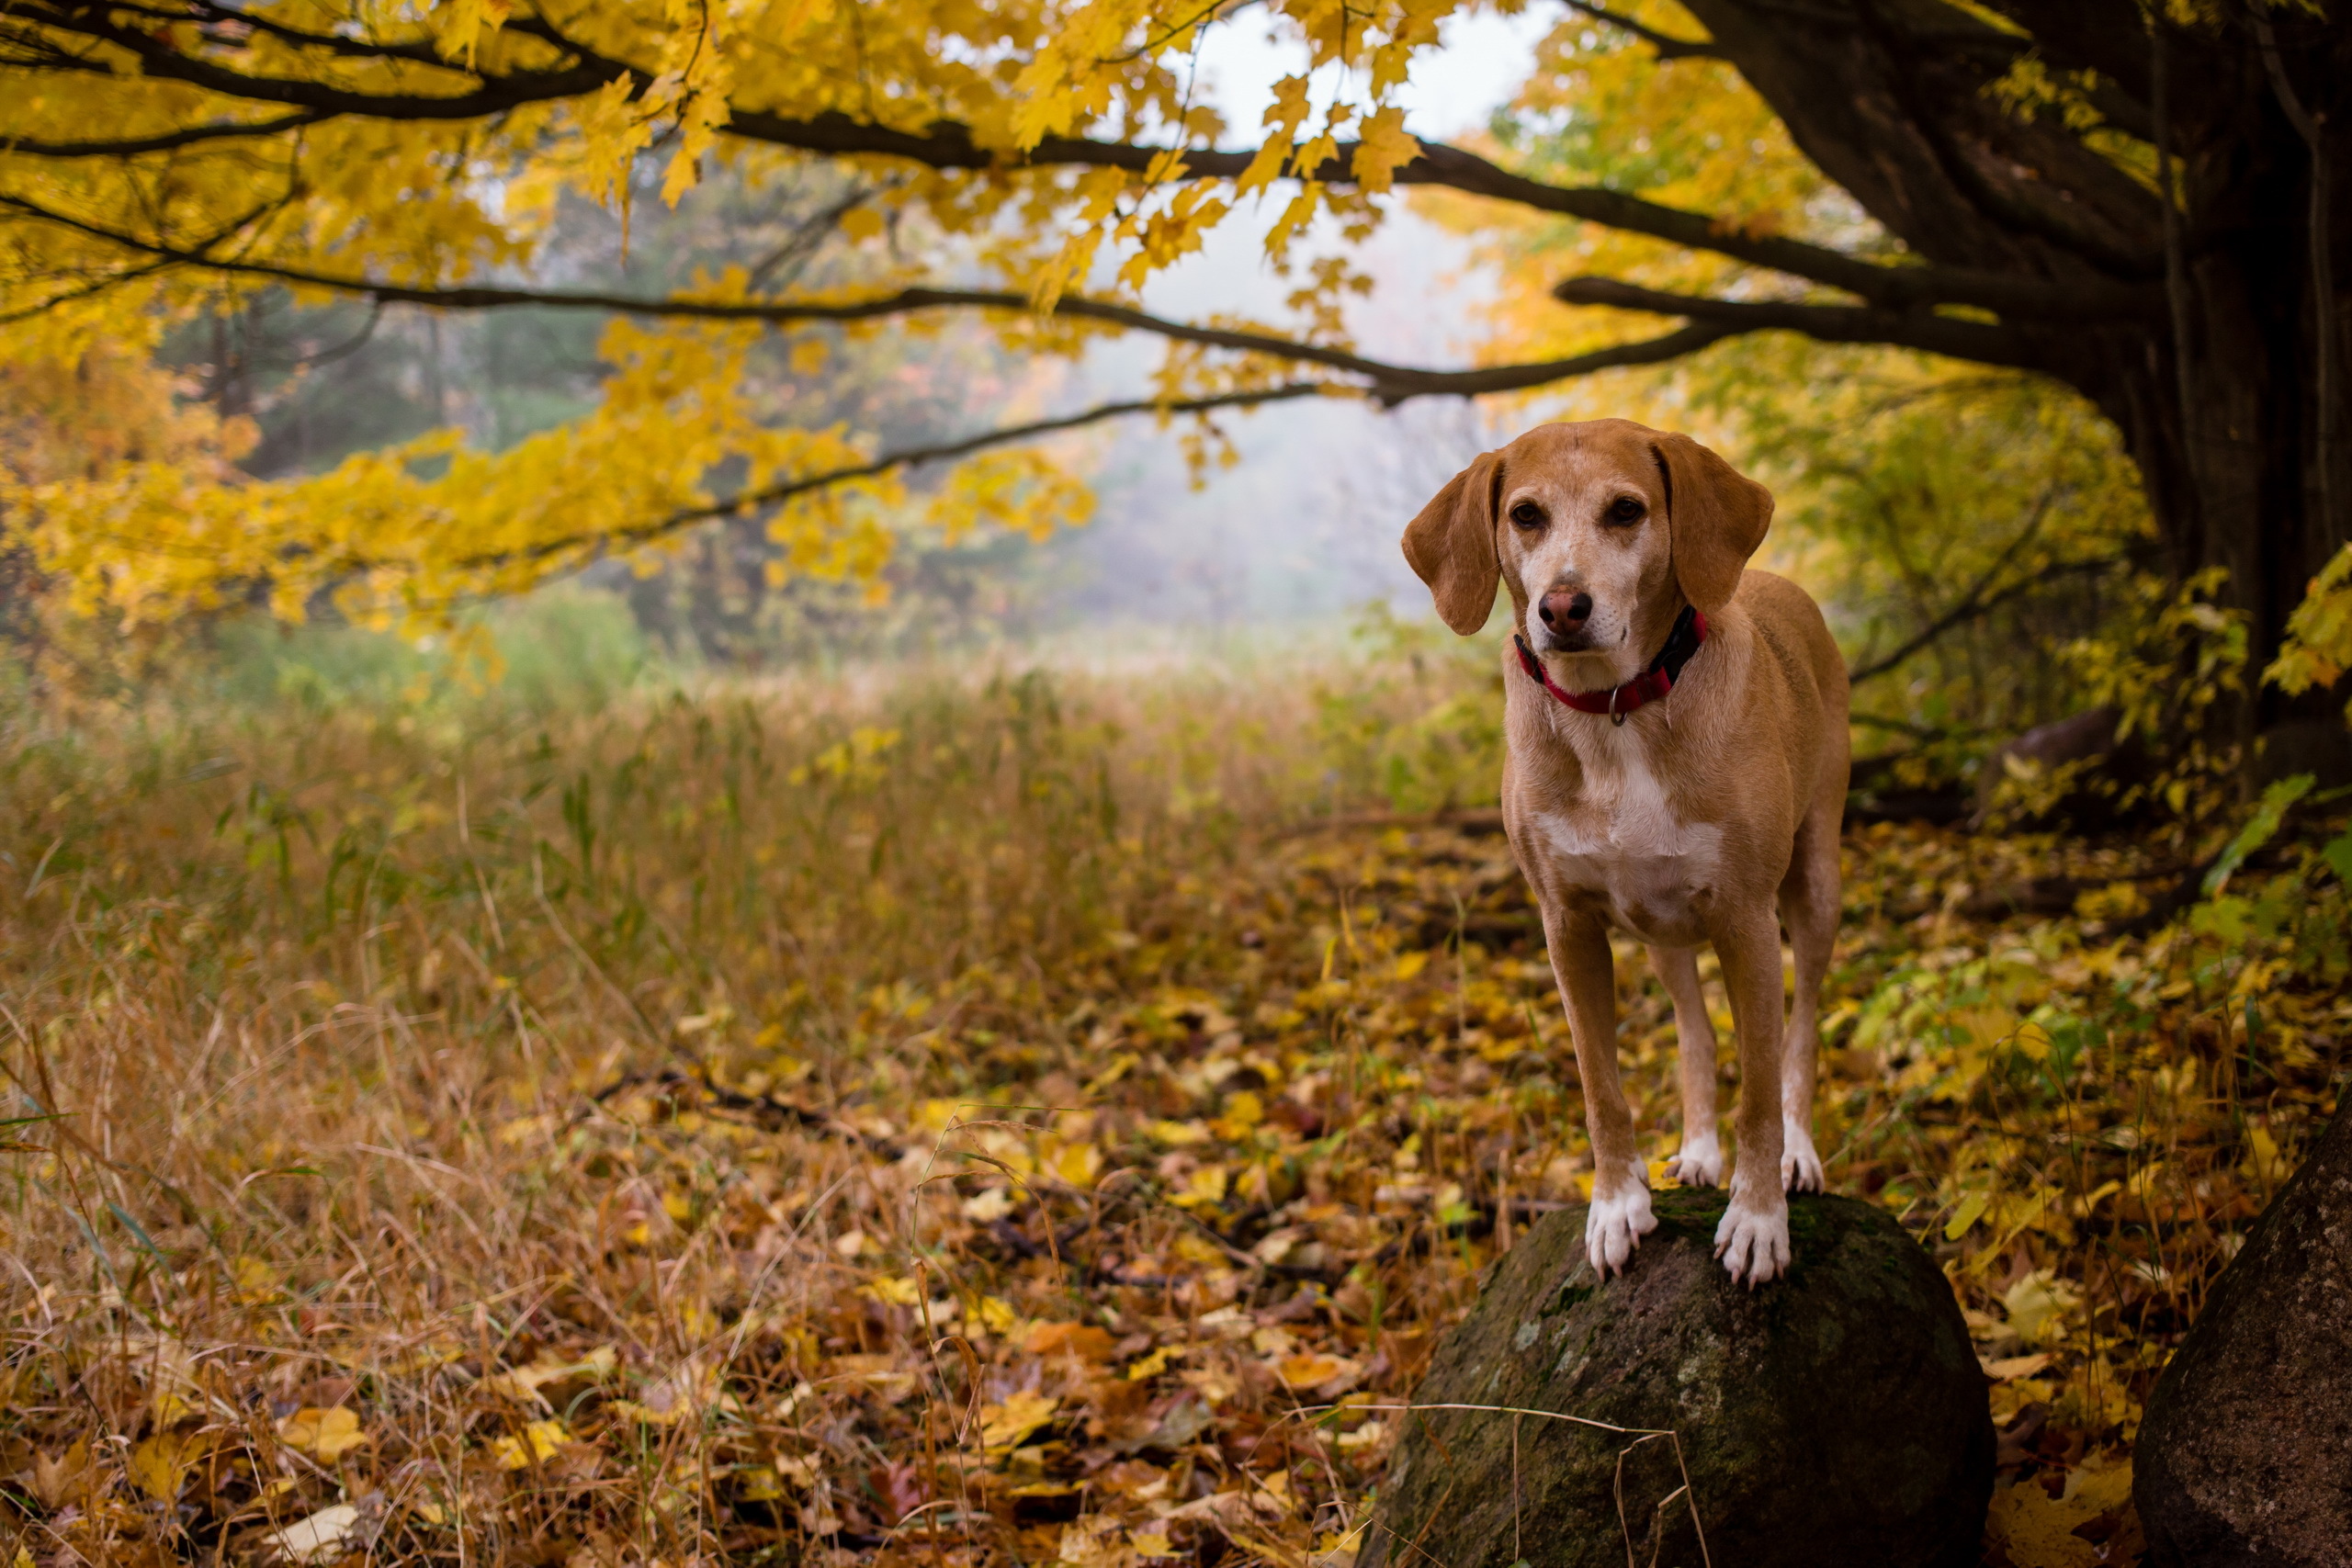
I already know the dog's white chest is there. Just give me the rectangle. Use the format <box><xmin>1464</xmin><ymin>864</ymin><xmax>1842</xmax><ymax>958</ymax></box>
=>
<box><xmin>1532</xmin><ymin>736</ymin><xmax>1722</xmax><ymax>941</ymax></box>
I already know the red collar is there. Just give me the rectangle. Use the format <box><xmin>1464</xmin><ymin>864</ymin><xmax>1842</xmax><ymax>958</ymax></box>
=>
<box><xmin>1513</xmin><ymin>606</ymin><xmax>1708</xmax><ymax>725</ymax></box>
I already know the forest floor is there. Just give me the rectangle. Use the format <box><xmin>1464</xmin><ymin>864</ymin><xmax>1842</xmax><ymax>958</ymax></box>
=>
<box><xmin>1</xmin><ymin>652</ymin><xmax>2343</xmax><ymax>1568</ymax></box>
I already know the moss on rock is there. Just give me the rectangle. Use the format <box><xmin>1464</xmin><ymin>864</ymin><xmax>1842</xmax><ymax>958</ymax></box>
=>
<box><xmin>1361</xmin><ymin>1190</ymin><xmax>1991</xmax><ymax>1568</ymax></box>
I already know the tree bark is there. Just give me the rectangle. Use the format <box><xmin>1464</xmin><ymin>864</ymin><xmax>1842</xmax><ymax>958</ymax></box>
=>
<box><xmin>1683</xmin><ymin>0</ymin><xmax>2351</xmax><ymax>770</ymax></box>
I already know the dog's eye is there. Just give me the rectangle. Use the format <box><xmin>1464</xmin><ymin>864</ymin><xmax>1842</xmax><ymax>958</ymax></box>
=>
<box><xmin>1509</xmin><ymin>501</ymin><xmax>1544</xmax><ymax>529</ymax></box>
<box><xmin>1607</xmin><ymin>495</ymin><xmax>1646</xmax><ymax>525</ymax></box>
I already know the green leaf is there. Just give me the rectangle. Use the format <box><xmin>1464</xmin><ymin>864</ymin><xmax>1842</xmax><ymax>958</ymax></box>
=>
<box><xmin>2203</xmin><ymin>773</ymin><xmax>2315</xmax><ymax>897</ymax></box>
<box><xmin>2321</xmin><ymin>826</ymin><xmax>2352</xmax><ymax>886</ymax></box>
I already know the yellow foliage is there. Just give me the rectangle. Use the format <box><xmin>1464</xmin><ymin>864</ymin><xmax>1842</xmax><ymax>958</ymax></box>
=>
<box><xmin>978</xmin><ymin>1388</ymin><xmax>1059</xmax><ymax>1450</ymax></box>
<box><xmin>0</xmin><ymin>0</ymin><xmax>1492</xmax><ymax>631</ymax></box>
<box><xmin>489</xmin><ymin>1418</ymin><xmax>575</xmax><ymax>1470</ymax></box>
<box><xmin>277</xmin><ymin>1406</ymin><xmax>372</xmax><ymax>1462</ymax></box>
<box><xmin>2267</xmin><ymin>540</ymin><xmax>2352</xmax><ymax>715</ymax></box>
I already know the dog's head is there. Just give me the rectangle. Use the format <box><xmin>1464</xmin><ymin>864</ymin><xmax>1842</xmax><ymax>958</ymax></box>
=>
<box><xmin>1400</xmin><ymin>419</ymin><xmax>1772</xmax><ymax>684</ymax></box>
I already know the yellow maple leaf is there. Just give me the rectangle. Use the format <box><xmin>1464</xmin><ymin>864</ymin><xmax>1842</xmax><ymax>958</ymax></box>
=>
<box><xmin>978</xmin><ymin>1389</ymin><xmax>1058</xmax><ymax>1451</ymax></box>
<box><xmin>128</xmin><ymin>1429</ymin><xmax>207</xmax><ymax>1502</ymax></box>
<box><xmin>1985</xmin><ymin>1459</ymin><xmax>2136</xmax><ymax>1568</ymax></box>
<box><xmin>277</xmin><ymin>1406</ymin><xmax>371</xmax><ymax>1463</ymax></box>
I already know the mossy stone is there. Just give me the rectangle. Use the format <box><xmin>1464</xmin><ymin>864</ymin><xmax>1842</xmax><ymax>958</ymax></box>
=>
<box><xmin>1361</xmin><ymin>1190</ymin><xmax>1992</xmax><ymax>1568</ymax></box>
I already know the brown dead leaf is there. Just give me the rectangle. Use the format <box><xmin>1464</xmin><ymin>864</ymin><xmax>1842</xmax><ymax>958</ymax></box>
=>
<box><xmin>28</xmin><ymin>1441</ymin><xmax>96</xmax><ymax>1509</ymax></box>
<box><xmin>265</xmin><ymin>1502</ymin><xmax>360</xmax><ymax>1564</ymax></box>
<box><xmin>1028</xmin><ymin>1321</ymin><xmax>1117</xmax><ymax>1362</ymax></box>
<box><xmin>1982</xmin><ymin>1353</ymin><xmax>2055</xmax><ymax>1382</ymax></box>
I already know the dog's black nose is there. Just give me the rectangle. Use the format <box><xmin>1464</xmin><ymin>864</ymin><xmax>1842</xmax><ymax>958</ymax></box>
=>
<box><xmin>1540</xmin><ymin>589</ymin><xmax>1593</xmax><ymax>627</ymax></box>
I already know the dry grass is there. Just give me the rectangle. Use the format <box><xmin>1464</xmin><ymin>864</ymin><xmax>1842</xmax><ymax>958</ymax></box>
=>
<box><xmin>0</xmin><ymin>646</ymin><xmax>2343</xmax><ymax>1567</ymax></box>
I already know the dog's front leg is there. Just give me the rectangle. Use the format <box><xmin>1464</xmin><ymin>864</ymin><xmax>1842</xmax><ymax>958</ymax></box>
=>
<box><xmin>1544</xmin><ymin>907</ymin><xmax>1655</xmax><ymax>1276</ymax></box>
<box><xmin>1711</xmin><ymin>906</ymin><xmax>1792</xmax><ymax>1286</ymax></box>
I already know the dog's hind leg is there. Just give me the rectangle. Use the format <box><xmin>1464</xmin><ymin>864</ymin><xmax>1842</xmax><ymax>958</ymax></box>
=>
<box><xmin>1649</xmin><ymin>944</ymin><xmax>1724</xmax><ymax>1187</ymax></box>
<box><xmin>1775</xmin><ymin>793</ymin><xmax>1842</xmax><ymax>1194</ymax></box>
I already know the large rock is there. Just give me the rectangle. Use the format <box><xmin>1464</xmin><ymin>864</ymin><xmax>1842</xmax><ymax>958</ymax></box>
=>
<box><xmin>1361</xmin><ymin>1190</ymin><xmax>1991</xmax><ymax>1568</ymax></box>
<box><xmin>2137</xmin><ymin>1110</ymin><xmax>2352</xmax><ymax>1566</ymax></box>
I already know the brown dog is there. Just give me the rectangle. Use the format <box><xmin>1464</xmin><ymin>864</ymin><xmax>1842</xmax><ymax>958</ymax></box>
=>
<box><xmin>1403</xmin><ymin>419</ymin><xmax>1848</xmax><ymax>1285</ymax></box>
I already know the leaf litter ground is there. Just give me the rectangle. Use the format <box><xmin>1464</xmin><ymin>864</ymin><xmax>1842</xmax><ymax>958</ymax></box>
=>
<box><xmin>1</xmin><ymin>666</ymin><xmax>2343</xmax><ymax>1567</ymax></box>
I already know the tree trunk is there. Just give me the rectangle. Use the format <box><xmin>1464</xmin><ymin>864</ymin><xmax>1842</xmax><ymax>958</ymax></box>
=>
<box><xmin>2079</xmin><ymin>94</ymin><xmax>2352</xmax><ymax>778</ymax></box>
<box><xmin>1686</xmin><ymin>1</ymin><xmax>2352</xmax><ymax>781</ymax></box>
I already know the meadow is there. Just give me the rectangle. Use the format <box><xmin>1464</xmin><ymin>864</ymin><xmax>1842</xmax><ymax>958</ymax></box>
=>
<box><xmin>1</xmin><ymin>606</ymin><xmax>2342</xmax><ymax>1568</ymax></box>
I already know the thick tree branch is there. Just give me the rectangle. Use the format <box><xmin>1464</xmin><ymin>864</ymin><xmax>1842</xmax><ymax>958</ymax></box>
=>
<box><xmin>707</xmin><ymin>118</ymin><xmax>2159</xmax><ymax>320</ymax></box>
<box><xmin>1551</xmin><ymin>276</ymin><xmax>2036</xmax><ymax>367</ymax></box>
<box><xmin>1</xmin><ymin>4</ymin><xmax>614</xmax><ymax>118</ymax></box>
<box><xmin>1561</xmin><ymin>1</ymin><xmax>1723</xmax><ymax>59</ymax></box>
<box><xmin>0</xmin><ymin>191</ymin><xmax>1747</xmax><ymax>400</ymax></box>
<box><xmin>3</xmin><ymin>110</ymin><xmax>328</xmax><ymax>156</ymax></box>
<box><xmin>0</xmin><ymin>0</ymin><xmax>2156</xmax><ymax>322</ymax></box>
<box><xmin>1852</xmin><ymin>0</ymin><xmax>2157</xmax><ymax>277</ymax></box>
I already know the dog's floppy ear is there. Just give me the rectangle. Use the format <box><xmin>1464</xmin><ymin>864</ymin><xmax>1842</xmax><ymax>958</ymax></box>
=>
<box><xmin>1402</xmin><ymin>450</ymin><xmax>1503</xmax><ymax>635</ymax></box>
<box><xmin>1654</xmin><ymin>432</ymin><xmax>1772</xmax><ymax>615</ymax></box>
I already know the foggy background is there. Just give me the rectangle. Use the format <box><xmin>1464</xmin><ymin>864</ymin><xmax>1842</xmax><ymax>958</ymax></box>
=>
<box><xmin>180</xmin><ymin>12</ymin><xmax>1557</xmax><ymax>661</ymax></box>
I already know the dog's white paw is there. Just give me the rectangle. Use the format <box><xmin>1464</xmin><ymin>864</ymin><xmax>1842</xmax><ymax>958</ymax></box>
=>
<box><xmin>1585</xmin><ymin>1182</ymin><xmax>1657</xmax><ymax>1278</ymax></box>
<box><xmin>1781</xmin><ymin>1120</ymin><xmax>1825</xmax><ymax>1193</ymax></box>
<box><xmin>1713</xmin><ymin>1192</ymin><xmax>1791</xmax><ymax>1287</ymax></box>
<box><xmin>1665</xmin><ymin>1131</ymin><xmax>1724</xmax><ymax>1188</ymax></box>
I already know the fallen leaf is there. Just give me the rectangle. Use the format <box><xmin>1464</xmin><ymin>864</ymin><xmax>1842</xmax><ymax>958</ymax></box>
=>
<box><xmin>1050</xmin><ymin>1141</ymin><xmax>1104</xmax><ymax>1189</ymax></box>
<box><xmin>129</xmin><ymin>1429</ymin><xmax>209</xmax><ymax>1502</ymax></box>
<box><xmin>870</xmin><ymin>1458</ymin><xmax>926</xmax><ymax>1524</ymax></box>
<box><xmin>2003</xmin><ymin>1270</ymin><xmax>2081</xmax><ymax>1348</ymax></box>
<box><xmin>1984</xmin><ymin>1458</ymin><xmax>2135</xmax><ymax>1568</ymax></box>
<box><xmin>1125</xmin><ymin>1393</ymin><xmax>1215</xmax><ymax>1453</ymax></box>
<box><xmin>277</xmin><ymin>1405</ymin><xmax>370</xmax><ymax>1462</ymax></box>
<box><xmin>266</xmin><ymin>1502</ymin><xmax>360</xmax><ymax>1563</ymax></box>
<box><xmin>863</xmin><ymin>1274</ymin><xmax>923</xmax><ymax>1306</ymax></box>
<box><xmin>1277</xmin><ymin>1353</ymin><xmax>1363</xmax><ymax>1393</ymax></box>
<box><xmin>1056</xmin><ymin>1515</ymin><xmax>1128</xmax><ymax>1566</ymax></box>
<box><xmin>29</xmin><ymin>1441</ymin><xmax>96</xmax><ymax>1509</ymax></box>
<box><xmin>478</xmin><ymin>1347</ymin><xmax>616</xmax><ymax>1405</ymax></box>
<box><xmin>979</xmin><ymin>1389</ymin><xmax>1059</xmax><ymax>1450</ymax></box>
<box><xmin>1027</xmin><ymin>1321</ymin><xmax>1116</xmax><ymax>1361</ymax></box>
<box><xmin>961</xmin><ymin>1186</ymin><xmax>1015</xmax><ymax>1222</ymax></box>
<box><xmin>490</xmin><ymin>1419</ymin><xmax>574</xmax><ymax>1470</ymax></box>
<box><xmin>1251</xmin><ymin>1225</ymin><xmax>1309</xmax><ymax>1264</ymax></box>
<box><xmin>1945</xmin><ymin>1190</ymin><xmax>1991</xmax><ymax>1240</ymax></box>
<box><xmin>1981</xmin><ymin>1353</ymin><xmax>2054</xmax><ymax>1382</ymax></box>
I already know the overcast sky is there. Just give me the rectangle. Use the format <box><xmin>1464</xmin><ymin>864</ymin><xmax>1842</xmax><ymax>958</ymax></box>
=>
<box><xmin>1042</xmin><ymin>7</ymin><xmax>1561</xmax><ymax>635</ymax></box>
<box><xmin>1193</xmin><ymin>6</ymin><xmax>1557</xmax><ymax>142</ymax></box>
